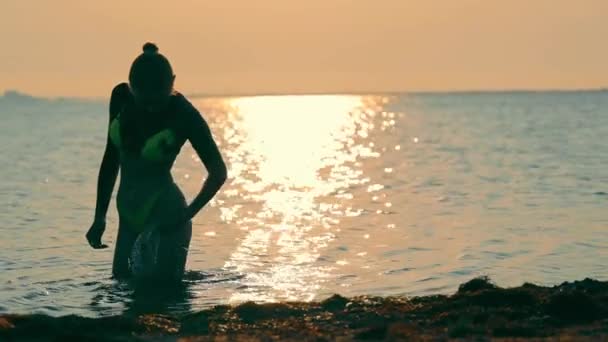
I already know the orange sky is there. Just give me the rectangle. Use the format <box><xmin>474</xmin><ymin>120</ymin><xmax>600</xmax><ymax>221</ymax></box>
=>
<box><xmin>1</xmin><ymin>0</ymin><xmax>607</xmax><ymax>97</ymax></box>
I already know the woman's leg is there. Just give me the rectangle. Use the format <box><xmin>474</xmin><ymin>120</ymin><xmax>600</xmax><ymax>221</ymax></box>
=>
<box><xmin>112</xmin><ymin>218</ymin><xmax>138</xmax><ymax>279</ymax></box>
<box><xmin>156</xmin><ymin>220</ymin><xmax>193</xmax><ymax>281</ymax></box>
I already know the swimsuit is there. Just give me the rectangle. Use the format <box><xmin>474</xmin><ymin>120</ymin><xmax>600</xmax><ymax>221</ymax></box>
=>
<box><xmin>109</xmin><ymin>113</ymin><xmax>179</xmax><ymax>163</ymax></box>
<box><xmin>109</xmin><ymin>110</ymin><xmax>180</xmax><ymax>232</ymax></box>
<box><xmin>108</xmin><ymin>83</ymin><xmax>194</xmax><ymax>280</ymax></box>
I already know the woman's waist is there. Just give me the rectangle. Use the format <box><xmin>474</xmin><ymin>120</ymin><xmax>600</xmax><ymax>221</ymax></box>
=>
<box><xmin>117</xmin><ymin>177</ymin><xmax>186</xmax><ymax>207</ymax></box>
<box><xmin>117</xmin><ymin>176</ymin><xmax>184</xmax><ymax>199</ymax></box>
<box><xmin>119</xmin><ymin>166</ymin><xmax>174</xmax><ymax>183</ymax></box>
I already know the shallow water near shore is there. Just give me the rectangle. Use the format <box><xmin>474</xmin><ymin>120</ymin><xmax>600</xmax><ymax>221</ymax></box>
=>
<box><xmin>1</xmin><ymin>91</ymin><xmax>607</xmax><ymax>317</ymax></box>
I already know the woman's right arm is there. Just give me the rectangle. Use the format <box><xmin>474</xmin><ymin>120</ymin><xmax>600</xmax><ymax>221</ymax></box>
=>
<box><xmin>86</xmin><ymin>84</ymin><xmax>124</xmax><ymax>248</ymax></box>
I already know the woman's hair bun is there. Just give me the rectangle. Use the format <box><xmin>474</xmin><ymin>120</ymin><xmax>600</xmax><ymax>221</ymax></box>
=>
<box><xmin>142</xmin><ymin>42</ymin><xmax>159</xmax><ymax>54</ymax></box>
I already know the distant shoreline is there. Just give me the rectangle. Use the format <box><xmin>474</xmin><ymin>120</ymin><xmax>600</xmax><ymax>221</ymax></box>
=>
<box><xmin>2</xmin><ymin>277</ymin><xmax>607</xmax><ymax>341</ymax></box>
<box><xmin>1</xmin><ymin>88</ymin><xmax>607</xmax><ymax>103</ymax></box>
<box><xmin>186</xmin><ymin>87</ymin><xmax>608</xmax><ymax>99</ymax></box>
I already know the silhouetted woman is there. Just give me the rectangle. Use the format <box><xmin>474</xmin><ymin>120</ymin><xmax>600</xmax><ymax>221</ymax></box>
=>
<box><xmin>86</xmin><ymin>42</ymin><xmax>227</xmax><ymax>281</ymax></box>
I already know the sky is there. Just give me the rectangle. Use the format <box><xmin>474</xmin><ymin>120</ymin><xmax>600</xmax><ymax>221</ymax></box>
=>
<box><xmin>1</xmin><ymin>0</ymin><xmax>607</xmax><ymax>97</ymax></box>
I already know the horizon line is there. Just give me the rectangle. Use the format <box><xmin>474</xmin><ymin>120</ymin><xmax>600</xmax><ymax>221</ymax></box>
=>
<box><xmin>2</xmin><ymin>87</ymin><xmax>607</xmax><ymax>101</ymax></box>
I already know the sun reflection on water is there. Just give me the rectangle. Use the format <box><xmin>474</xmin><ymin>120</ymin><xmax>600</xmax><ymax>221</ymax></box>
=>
<box><xmin>218</xmin><ymin>95</ymin><xmax>383</xmax><ymax>303</ymax></box>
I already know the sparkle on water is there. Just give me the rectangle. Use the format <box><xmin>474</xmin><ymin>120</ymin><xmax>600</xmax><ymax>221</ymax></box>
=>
<box><xmin>1</xmin><ymin>91</ymin><xmax>607</xmax><ymax>317</ymax></box>
<box><xmin>218</xmin><ymin>95</ymin><xmax>383</xmax><ymax>303</ymax></box>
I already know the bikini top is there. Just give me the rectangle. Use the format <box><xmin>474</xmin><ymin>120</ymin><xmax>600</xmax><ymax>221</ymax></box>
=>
<box><xmin>109</xmin><ymin>111</ymin><xmax>179</xmax><ymax>163</ymax></box>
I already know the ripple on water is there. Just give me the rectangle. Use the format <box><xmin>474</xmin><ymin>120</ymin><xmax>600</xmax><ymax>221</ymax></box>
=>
<box><xmin>383</xmin><ymin>267</ymin><xmax>413</xmax><ymax>275</ymax></box>
<box><xmin>2</xmin><ymin>93</ymin><xmax>608</xmax><ymax>316</ymax></box>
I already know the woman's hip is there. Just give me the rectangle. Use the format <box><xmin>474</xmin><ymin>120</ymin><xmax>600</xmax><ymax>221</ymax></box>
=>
<box><xmin>117</xmin><ymin>182</ymin><xmax>188</xmax><ymax>232</ymax></box>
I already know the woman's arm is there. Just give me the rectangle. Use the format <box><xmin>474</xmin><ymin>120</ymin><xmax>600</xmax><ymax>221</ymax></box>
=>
<box><xmin>92</xmin><ymin>132</ymin><xmax>120</xmax><ymax>224</ymax></box>
<box><xmin>181</xmin><ymin>99</ymin><xmax>228</xmax><ymax>222</ymax></box>
<box><xmin>86</xmin><ymin>85</ymin><xmax>123</xmax><ymax>248</ymax></box>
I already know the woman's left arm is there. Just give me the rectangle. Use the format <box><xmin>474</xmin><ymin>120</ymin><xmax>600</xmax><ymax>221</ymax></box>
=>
<box><xmin>181</xmin><ymin>100</ymin><xmax>228</xmax><ymax>223</ymax></box>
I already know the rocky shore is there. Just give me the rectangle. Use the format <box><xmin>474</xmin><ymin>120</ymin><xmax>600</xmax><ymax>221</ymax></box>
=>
<box><xmin>1</xmin><ymin>277</ymin><xmax>607</xmax><ymax>341</ymax></box>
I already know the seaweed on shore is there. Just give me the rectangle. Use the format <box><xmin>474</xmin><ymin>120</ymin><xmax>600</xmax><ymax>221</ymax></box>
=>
<box><xmin>1</xmin><ymin>277</ymin><xmax>608</xmax><ymax>341</ymax></box>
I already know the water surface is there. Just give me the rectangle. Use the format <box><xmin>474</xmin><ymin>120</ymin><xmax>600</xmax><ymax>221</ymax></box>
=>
<box><xmin>1</xmin><ymin>91</ymin><xmax>607</xmax><ymax>317</ymax></box>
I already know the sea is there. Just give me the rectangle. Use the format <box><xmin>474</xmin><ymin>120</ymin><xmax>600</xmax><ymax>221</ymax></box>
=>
<box><xmin>1</xmin><ymin>90</ymin><xmax>606</xmax><ymax>317</ymax></box>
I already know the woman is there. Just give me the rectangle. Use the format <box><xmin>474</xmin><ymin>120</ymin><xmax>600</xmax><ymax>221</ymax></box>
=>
<box><xmin>85</xmin><ymin>42</ymin><xmax>227</xmax><ymax>281</ymax></box>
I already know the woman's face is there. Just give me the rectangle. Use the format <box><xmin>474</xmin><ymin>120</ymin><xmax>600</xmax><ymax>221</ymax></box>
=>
<box><xmin>129</xmin><ymin>75</ymin><xmax>175</xmax><ymax>113</ymax></box>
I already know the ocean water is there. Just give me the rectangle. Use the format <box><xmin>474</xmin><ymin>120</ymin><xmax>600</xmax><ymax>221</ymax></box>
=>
<box><xmin>0</xmin><ymin>90</ymin><xmax>607</xmax><ymax>317</ymax></box>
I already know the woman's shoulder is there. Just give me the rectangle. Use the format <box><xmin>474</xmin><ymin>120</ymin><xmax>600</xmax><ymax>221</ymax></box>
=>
<box><xmin>172</xmin><ymin>91</ymin><xmax>200</xmax><ymax>118</ymax></box>
<box><xmin>170</xmin><ymin>91</ymin><xmax>208</xmax><ymax>135</ymax></box>
<box><xmin>111</xmin><ymin>82</ymin><xmax>130</xmax><ymax>98</ymax></box>
<box><xmin>110</xmin><ymin>82</ymin><xmax>130</xmax><ymax>107</ymax></box>
<box><xmin>109</xmin><ymin>82</ymin><xmax>131</xmax><ymax>119</ymax></box>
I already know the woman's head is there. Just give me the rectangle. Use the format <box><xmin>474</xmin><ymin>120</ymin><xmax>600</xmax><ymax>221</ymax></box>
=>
<box><xmin>128</xmin><ymin>42</ymin><xmax>175</xmax><ymax>112</ymax></box>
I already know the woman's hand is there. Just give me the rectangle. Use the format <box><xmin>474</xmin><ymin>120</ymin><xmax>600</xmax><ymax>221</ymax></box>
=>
<box><xmin>86</xmin><ymin>220</ymin><xmax>109</xmax><ymax>249</ymax></box>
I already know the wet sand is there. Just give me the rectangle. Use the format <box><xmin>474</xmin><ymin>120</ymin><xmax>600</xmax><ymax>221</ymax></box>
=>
<box><xmin>1</xmin><ymin>277</ymin><xmax>607</xmax><ymax>341</ymax></box>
